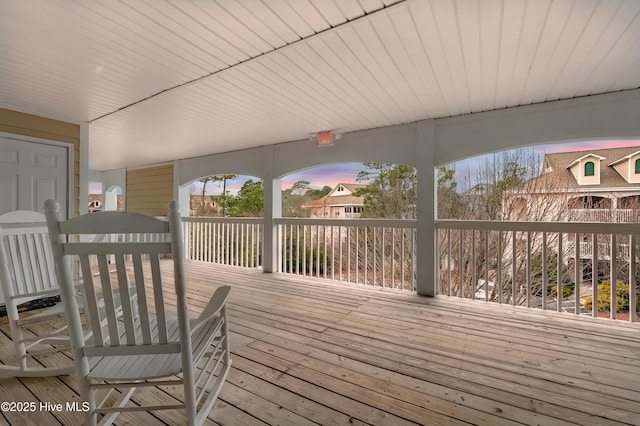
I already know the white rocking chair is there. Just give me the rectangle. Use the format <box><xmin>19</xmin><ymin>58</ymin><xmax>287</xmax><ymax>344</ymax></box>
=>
<box><xmin>45</xmin><ymin>199</ymin><xmax>231</xmax><ymax>426</ymax></box>
<box><xmin>0</xmin><ymin>210</ymin><xmax>76</xmax><ymax>377</ymax></box>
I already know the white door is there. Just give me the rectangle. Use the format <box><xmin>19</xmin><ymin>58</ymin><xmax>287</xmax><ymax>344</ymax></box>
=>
<box><xmin>0</xmin><ymin>135</ymin><xmax>71</xmax><ymax>218</ymax></box>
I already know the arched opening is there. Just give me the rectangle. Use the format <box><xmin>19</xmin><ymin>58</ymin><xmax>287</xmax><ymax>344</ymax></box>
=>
<box><xmin>436</xmin><ymin>139</ymin><xmax>640</xmax><ymax>307</ymax></box>
<box><xmin>280</xmin><ymin>162</ymin><xmax>416</xmax><ymax>219</ymax></box>
<box><xmin>189</xmin><ymin>174</ymin><xmax>263</xmax><ymax>217</ymax></box>
<box><xmin>277</xmin><ymin>162</ymin><xmax>417</xmax><ymax>289</ymax></box>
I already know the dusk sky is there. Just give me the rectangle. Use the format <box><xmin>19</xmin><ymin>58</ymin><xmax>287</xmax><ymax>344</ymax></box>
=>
<box><xmin>91</xmin><ymin>139</ymin><xmax>640</xmax><ymax>195</ymax></box>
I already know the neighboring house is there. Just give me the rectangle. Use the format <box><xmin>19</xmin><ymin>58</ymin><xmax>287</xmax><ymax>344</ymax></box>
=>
<box><xmin>503</xmin><ymin>146</ymin><xmax>640</xmax><ymax>273</ymax></box>
<box><xmin>88</xmin><ymin>194</ymin><xmax>123</xmax><ymax>212</ymax></box>
<box><xmin>504</xmin><ymin>146</ymin><xmax>640</xmax><ymax>223</ymax></box>
<box><xmin>88</xmin><ymin>196</ymin><xmax>102</xmax><ymax>212</ymax></box>
<box><xmin>190</xmin><ymin>195</ymin><xmax>219</xmax><ymax>216</ymax></box>
<box><xmin>303</xmin><ymin>183</ymin><xmax>365</xmax><ymax>219</ymax></box>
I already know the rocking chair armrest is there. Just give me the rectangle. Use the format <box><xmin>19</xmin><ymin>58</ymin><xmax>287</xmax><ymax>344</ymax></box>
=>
<box><xmin>190</xmin><ymin>286</ymin><xmax>230</xmax><ymax>335</ymax></box>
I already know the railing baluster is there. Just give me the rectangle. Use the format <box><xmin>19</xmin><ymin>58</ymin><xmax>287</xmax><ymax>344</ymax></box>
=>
<box><xmin>411</xmin><ymin>228</ymin><xmax>416</xmax><ymax>292</ymax></box>
<box><xmin>355</xmin><ymin>227</ymin><xmax>359</xmax><ymax>284</ymax></box>
<box><xmin>526</xmin><ymin>231</ymin><xmax>531</xmax><ymax>307</ymax></box>
<box><xmin>389</xmin><ymin>228</ymin><xmax>396</xmax><ymax>288</ymax></box>
<box><xmin>338</xmin><ymin>225</ymin><xmax>342</xmax><ymax>282</ymax></box>
<box><xmin>316</xmin><ymin>225</ymin><xmax>320</xmax><ymax>279</ymax></box>
<box><xmin>288</xmin><ymin>224</ymin><xmax>293</xmax><ymax>274</ymax></box>
<box><xmin>323</xmin><ymin>225</ymin><xmax>327</xmax><ymax>280</ymax></box>
<box><xmin>302</xmin><ymin>224</ymin><xmax>307</xmax><ymax>276</ymax></box>
<box><xmin>459</xmin><ymin>229</ymin><xmax>463</xmax><ymax>298</ymax></box>
<box><xmin>630</xmin><ymin>234</ymin><xmax>636</xmax><ymax>323</ymax></box>
<box><xmin>610</xmin><ymin>234</ymin><xmax>617</xmax><ymax>320</ymax></box>
<box><xmin>471</xmin><ymin>230</ymin><xmax>476</xmax><ymax>300</ymax></box>
<box><xmin>346</xmin><ymin>226</ymin><xmax>350</xmax><ymax>283</ymax></box>
<box><xmin>295</xmin><ymin>224</ymin><xmax>299</xmax><ymax>275</ymax></box>
<box><xmin>592</xmin><ymin>233</ymin><xmax>598</xmax><ymax>318</ymax></box>
<box><xmin>330</xmin><ymin>225</ymin><xmax>335</xmax><ymax>281</ymax></box>
<box><xmin>542</xmin><ymin>232</ymin><xmax>547</xmax><ymax>310</ymax></box>
<box><xmin>364</xmin><ymin>227</ymin><xmax>368</xmax><ymax>286</ymax></box>
<box><xmin>381</xmin><ymin>227</ymin><xmax>385</xmax><ymax>288</ymax></box>
<box><xmin>403</xmin><ymin>228</ymin><xmax>407</xmax><ymax>291</ymax></box>
<box><xmin>557</xmin><ymin>232</ymin><xmax>562</xmax><ymax>312</ymax></box>
<box><xmin>512</xmin><ymin>230</ymin><xmax>517</xmax><ymax>306</ymax></box>
<box><xmin>498</xmin><ymin>230</ymin><xmax>503</xmax><ymax>304</ymax></box>
<box><xmin>485</xmin><ymin>230</ymin><xmax>490</xmax><ymax>302</ymax></box>
<box><xmin>574</xmin><ymin>232</ymin><xmax>580</xmax><ymax>315</ymax></box>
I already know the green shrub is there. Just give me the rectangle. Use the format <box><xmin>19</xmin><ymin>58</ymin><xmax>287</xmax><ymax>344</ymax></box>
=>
<box><xmin>549</xmin><ymin>284</ymin><xmax>573</xmax><ymax>299</ymax></box>
<box><xmin>583</xmin><ymin>281</ymin><xmax>639</xmax><ymax>313</ymax></box>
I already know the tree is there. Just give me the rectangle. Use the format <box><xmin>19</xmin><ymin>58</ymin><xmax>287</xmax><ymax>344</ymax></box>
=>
<box><xmin>437</xmin><ymin>165</ymin><xmax>465</xmax><ymax>219</ymax></box>
<box><xmin>210</xmin><ymin>174</ymin><xmax>237</xmax><ymax>217</ymax></box>
<box><xmin>460</xmin><ymin>150</ymin><xmax>540</xmax><ymax>221</ymax></box>
<box><xmin>355</xmin><ymin>163</ymin><xmax>417</xmax><ymax>219</ymax></box>
<box><xmin>306</xmin><ymin>185</ymin><xmax>331</xmax><ymax>199</ymax></box>
<box><xmin>227</xmin><ymin>179</ymin><xmax>263</xmax><ymax>217</ymax></box>
<box><xmin>282</xmin><ymin>180</ymin><xmax>310</xmax><ymax>217</ymax></box>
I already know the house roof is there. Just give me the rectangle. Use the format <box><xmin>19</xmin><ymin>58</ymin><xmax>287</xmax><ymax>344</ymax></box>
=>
<box><xmin>609</xmin><ymin>150</ymin><xmax>640</xmax><ymax>166</ymax></box>
<box><xmin>520</xmin><ymin>146</ymin><xmax>640</xmax><ymax>191</ymax></box>
<box><xmin>565</xmin><ymin>153</ymin><xmax>606</xmax><ymax>168</ymax></box>
<box><xmin>328</xmin><ymin>183</ymin><xmax>366</xmax><ymax>196</ymax></box>
<box><xmin>304</xmin><ymin>183</ymin><xmax>365</xmax><ymax>208</ymax></box>
<box><xmin>1</xmin><ymin>1</ymin><xmax>639</xmax><ymax>171</ymax></box>
<box><xmin>304</xmin><ymin>194</ymin><xmax>364</xmax><ymax>209</ymax></box>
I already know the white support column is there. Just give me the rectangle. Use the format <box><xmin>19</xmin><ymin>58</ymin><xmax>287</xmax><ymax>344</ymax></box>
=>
<box><xmin>262</xmin><ymin>146</ymin><xmax>282</xmax><ymax>273</ymax></box>
<box><xmin>78</xmin><ymin>122</ymin><xmax>90</xmax><ymax>217</ymax></box>
<box><xmin>416</xmin><ymin>121</ymin><xmax>437</xmax><ymax>296</ymax></box>
<box><xmin>173</xmin><ymin>161</ymin><xmax>191</xmax><ymax>218</ymax></box>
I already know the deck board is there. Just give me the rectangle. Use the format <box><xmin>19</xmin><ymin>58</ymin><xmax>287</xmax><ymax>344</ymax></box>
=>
<box><xmin>0</xmin><ymin>260</ymin><xmax>638</xmax><ymax>425</ymax></box>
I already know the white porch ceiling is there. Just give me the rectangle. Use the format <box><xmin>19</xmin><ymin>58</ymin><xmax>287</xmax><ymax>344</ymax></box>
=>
<box><xmin>1</xmin><ymin>0</ymin><xmax>639</xmax><ymax>171</ymax></box>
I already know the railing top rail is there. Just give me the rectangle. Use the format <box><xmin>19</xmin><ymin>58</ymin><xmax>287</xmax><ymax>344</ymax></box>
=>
<box><xmin>183</xmin><ymin>216</ymin><xmax>263</xmax><ymax>224</ymax></box>
<box><xmin>275</xmin><ymin>217</ymin><xmax>417</xmax><ymax>228</ymax></box>
<box><xmin>436</xmin><ymin>219</ymin><xmax>640</xmax><ymax>234</ymax></box>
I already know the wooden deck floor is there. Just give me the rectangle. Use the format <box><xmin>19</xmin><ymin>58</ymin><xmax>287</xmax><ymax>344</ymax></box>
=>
<box><xmin>1</xmin><ymin>260</ymin><xmax>639</xmax><ymax>425</ymax></box>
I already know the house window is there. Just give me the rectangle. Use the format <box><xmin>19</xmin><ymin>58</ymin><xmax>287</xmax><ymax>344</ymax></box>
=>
<box><xmin>584</xmin><ymin>161</ymin><xmax>595</xmax><ymax>177</ymax></box>
<box><xmin>635</xmin><ymin>158</ymin><xmax>640</xmax><ymax>174</ymax></box>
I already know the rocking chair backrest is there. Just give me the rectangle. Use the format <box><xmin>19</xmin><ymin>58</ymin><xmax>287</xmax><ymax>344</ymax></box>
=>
<box><xmin>45</xmin><ymin>200</ymin><xmax>189</xmax><ymax>354</ymax></box>
<box><xmin>45</xmin><ymin>200</ymin><xmax>230</xmax><ymax>425</ymax></box>
<box><xmin>0</xmin><ymin>210</ymin><xmax>59</xmax><ymax>306</ymax></box>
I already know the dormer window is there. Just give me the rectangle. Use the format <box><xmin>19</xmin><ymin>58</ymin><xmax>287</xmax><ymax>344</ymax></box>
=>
<box><xmin>635</xmin><ymin>158</ymin><xmax>640</xmax><ymax>174</ymax></box>
<box><xmin>584</xmin><ymin>161</ymin><xmax>595</xmax><ymax>177</ymax></box>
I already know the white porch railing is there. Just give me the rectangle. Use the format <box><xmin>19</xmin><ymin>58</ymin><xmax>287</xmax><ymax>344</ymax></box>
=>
<box><xmin>275</xmin><ymin>218</ymin><xmax>417</xmax><ymax>291</ymax></box>
<box><xmin>567</xmin><ymin>208</ymin><xmax>640</xmax><ymax>222</ymax></box>
<box><xmin>436</xmin><ymin>220</ymin><xmax>639</xmax><ymax>322</ymax></box>
<box><xmin>182</xmin><ymin>217</ymin><xmax>262</xmax><ymax>268</ymax></box>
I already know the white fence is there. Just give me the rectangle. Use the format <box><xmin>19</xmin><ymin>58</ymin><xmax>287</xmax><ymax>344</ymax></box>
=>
<box><xmin>182</xmin><ymin>217</ymin><xmax>262</xmax><ymax>268</ymax></box>
<box><xmin>436</xmin><ymin>220</ymin><xmax>639</xmax><ymax>322</ymax></box>
<box><xmin>181</xmin><ymin>216</ymin><xmax>639</xmax><ymax>322</ymax></box>
<box><xmin>275</xmin><ymin>218</ymin><xmax>417</xmax><ymax>291</ymax></box>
